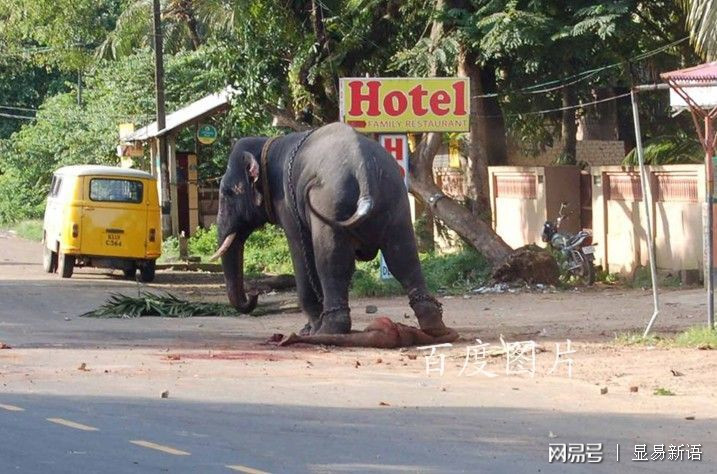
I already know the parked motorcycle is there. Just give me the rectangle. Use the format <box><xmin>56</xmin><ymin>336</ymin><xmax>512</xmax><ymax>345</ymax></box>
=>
<box><xmin>541</xmin><ymin>202</ymin><xmax>596</xmax><ymax>286</ymax></box>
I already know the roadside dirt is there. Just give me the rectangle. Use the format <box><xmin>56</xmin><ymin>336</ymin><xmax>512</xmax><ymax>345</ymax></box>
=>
<box><xmin>1</xmin><ymin>230</ymin><xmax>716</xmax><ymax>418</ymax></box>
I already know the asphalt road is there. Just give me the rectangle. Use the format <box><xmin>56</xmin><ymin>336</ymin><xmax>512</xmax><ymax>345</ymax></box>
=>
<box><xmin>3</xmin><ymin>393</ymin><xmax>715</xmax><ymax>473</ymax></box>
<box><xmin>2</xmin><ymin>232</ymin><xmax>716</xmax><ymax>473</ymax></box>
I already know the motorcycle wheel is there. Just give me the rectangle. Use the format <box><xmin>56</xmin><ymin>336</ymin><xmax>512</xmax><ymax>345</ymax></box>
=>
<box><xmin>578</xmin><ymin>257</ymin><xmax>595</xmax><ymax>286</ymax></box>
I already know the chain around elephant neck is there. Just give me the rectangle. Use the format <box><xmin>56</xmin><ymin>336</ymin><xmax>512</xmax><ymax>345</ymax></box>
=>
<box><xmin>286</xmin><ymin>129</ymin><xmax>322</xmax><ymax>302</ymax></box>
<box><xmin>260</xmin><ymin>137</ymin><xmax>278</xmax><ymax>224</ymax></box>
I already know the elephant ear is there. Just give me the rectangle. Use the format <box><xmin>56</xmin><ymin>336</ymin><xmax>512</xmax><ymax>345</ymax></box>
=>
<box><xmin>243</xmin><ymin>151</ymin><xmax>260</xmax><ymax>183</ymax></box>
<box><xmin>243</xmin><ymin>151</ymin><xmax>263</xmax><ymax>207</ymax></box>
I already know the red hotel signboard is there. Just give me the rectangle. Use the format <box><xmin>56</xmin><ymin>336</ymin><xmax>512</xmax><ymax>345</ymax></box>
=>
<box><xmin>378</xmin><ymin>135</ymin><xmax>409</xmax><ymax>188</ymax></box>
<box><xmin>339</xmin><ymin>77</ymin><xmax>470</xmax><ymax>132</ymax></box>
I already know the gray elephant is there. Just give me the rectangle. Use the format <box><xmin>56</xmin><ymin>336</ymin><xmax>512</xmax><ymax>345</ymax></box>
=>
<box><xmin>212</xmin><ymin>122</ymin><xmax>447</xmax><ymax>336</ymax></box>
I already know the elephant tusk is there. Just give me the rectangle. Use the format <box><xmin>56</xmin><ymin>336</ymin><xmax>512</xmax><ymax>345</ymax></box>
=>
<box><xmin>210</xmin><ymin>233</ymin><xmax>236</xmax><ymax>261</ymax></box>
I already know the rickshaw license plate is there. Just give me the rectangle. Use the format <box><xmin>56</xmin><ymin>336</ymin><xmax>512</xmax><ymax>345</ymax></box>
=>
<box><xmin>582</xmin><ymin>245</ymin><xmax>595</xmax><ymax>254</ymax></box>
<box><xmin>106</xmin><ymin>230</ymin><xmax>123</xmax><ymax>247</ymax></box>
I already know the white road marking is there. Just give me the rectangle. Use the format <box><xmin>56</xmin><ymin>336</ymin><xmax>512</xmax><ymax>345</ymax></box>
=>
<box><xmin>226</xmin><ymin>465</ymin><xmax>271</xmax><ymax>474</ymax></box>
<box><xmin>0</xmin><ymin>403</ymin><xmax>25</xmax><ymax>412</ymax></box>
<box><xmin>46</xmin><ymin>417</ymin><xmax>99</xmax><ymax>431</ymax></box>
<box><xmin>130</xmin><ymin>440</ymin><xmax>190</xmax><ymax>456</ymax></box>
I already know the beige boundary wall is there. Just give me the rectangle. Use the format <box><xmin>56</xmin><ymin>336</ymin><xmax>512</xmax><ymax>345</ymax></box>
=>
<box><xmin>488</xmin><ymin>166</ymin><xmax>581</xmax><ymax>249</ymax></box>
<box><xmin>590</xmin><ymin>164</ymin><xmax>705</xmax><ymax>277</ymax></box>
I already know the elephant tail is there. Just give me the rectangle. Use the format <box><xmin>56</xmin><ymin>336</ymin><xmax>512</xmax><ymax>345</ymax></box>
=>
<box><xmin>306</xmin><ymin>155</ymin><xmax>376</xmax><ymax>229</ymax></box>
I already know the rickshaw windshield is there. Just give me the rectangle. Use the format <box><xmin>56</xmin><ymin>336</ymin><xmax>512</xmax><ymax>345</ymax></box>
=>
<box><xmin>89</xmin><ymin>178</ymin><xmax>143</xmax><ymax>204</ymax></box>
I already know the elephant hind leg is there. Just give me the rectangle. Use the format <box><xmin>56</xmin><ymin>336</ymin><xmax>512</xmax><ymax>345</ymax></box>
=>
<box><xmin>310</xmin><ymin>220</ymin><xmax>356</xmax><ymax>335</ymax></box>
<box><xmin>380</xmin><ymin>223</ymin><xmax>446</xmax><ymax>333</ymax></box>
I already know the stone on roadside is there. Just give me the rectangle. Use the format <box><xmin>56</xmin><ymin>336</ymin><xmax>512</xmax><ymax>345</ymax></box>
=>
<box><xmin>365</xmin><ymin>305</ymin><xmax>378</xmax><ymax>314</ymax></box>
<box><xmin>600</xmin><ymin>387</ymin><xmax>608</xmax><ymax>395</ymax></box>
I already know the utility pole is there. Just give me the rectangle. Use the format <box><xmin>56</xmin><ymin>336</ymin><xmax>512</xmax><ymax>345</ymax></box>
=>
<box><xmin>153</xmin><ymin>0</ymin><xmax>171</xmax><ymax>237</ymax></box>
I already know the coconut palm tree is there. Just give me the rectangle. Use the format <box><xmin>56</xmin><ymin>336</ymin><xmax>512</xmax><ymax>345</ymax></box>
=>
<box><xmin>97</xmin><ymin>0</ymin><xmax>235</xmax><ymax>59</ymax></box>
<box><xmin>679</xmin><ymin>0</ymin><xmax>717</xmax><ymax>60</ymax></box>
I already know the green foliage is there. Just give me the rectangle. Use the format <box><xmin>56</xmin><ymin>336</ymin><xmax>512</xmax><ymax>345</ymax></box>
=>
<box><xmin>167</xmin><ymin>224</ymin><xmax>293</xmax><ymax>276</ymax></box>
<box><xmin>674</xmin><ymin>326</ymin><xmax>717</xmax><ymax>349</ymax></box>
<box><xmin>2</xmin><ymin>219</ymin><xmax>44</xmax><ymax>241</ymax></box>
<box><xmin>351</xmin><ymin>247</ymin><xmax>491</xmax><ymax>297</ymax></box>
<box><xmin>244</xmin><ymin>225</ymin><xmax>293</xmax><ymax>276</ymax></box>
<box><xmin>0</xmin><ymin>0</ymin><xmax>708</xmax><ymax>257</ymax></box>
<box><xmin>614</xmin><ymin>331</ymin><xmax>664</xmax><ymax>346</ymax></box>
<box><xmin>624</xmin><ymin>134</ymin><xmax>702</xmax><ymax>165</ymax></box>
<box><xmin>0</xmin><ymin>0</ymin><xmax>121</xmax><ymax>71</ymax></box>
<box><xmin>595</xmin><ymin>268</ymin><xmax>622</xmax><ymax>284</ymax></box>
<box><xmin>653</xmin><ymin>387</ymin><xmax>676</xmax><ymax>396</ymax></box>
<box><xmin>81</xmin><ymin>291</ymin><xmax>242</xmax><ymax>318</ymax></box>
<box><xmin>615</xmin><ymin>326</ymin><xmax>717</xmax><ymax>349</ymax></box>
<box><xmin>678</xmin><ymin>0</ymin><xmax>717</xmax><ymax>60</ymax></box>
<box><xmin>421</xmin><ymin>248</ymin><xmax>492</xmax><ymax>292</ymax></box>
<box><xmin>167</xmin><ymin>221</ymin><xmax>490</xmax><ymax>296</ymax></box>
<box><xmin>0</xmin><ymin>48</ymin><xmax>224</xmax><ymax>224</ymax></box>
<box><xmin>631</xmin><ymin>266</ymin><xmax>682</xmax><ymax>289</ymax></box>
<box><xmin>160</xmin><ymin>236</ymin><xmax>180</xmax><ymax>262</ymax></box>
<box><xmin>352</xmin><ymin>259</ymin><xmax>403</xmax><ymax>297</ymax></box>
<box><xmin>187</xmin><ymin>225</ymin><xmax>217</xmax><ymax>257</ymax></box>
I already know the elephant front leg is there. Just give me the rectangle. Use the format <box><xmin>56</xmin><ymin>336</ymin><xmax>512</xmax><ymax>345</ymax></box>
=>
<box><xmin>288</xmin><ymin>241</ymin><xmax>323</xmax><ymax>335</ymax></box>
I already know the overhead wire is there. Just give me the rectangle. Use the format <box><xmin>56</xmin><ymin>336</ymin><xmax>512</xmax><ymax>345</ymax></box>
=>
<box><xmin>313</xmin><ymin>0</ymin><xmax>688</xmax><ymax>98</ymax></box>
<box><xmin>0</xmin><ymin>111</ymin><xmax>35</xmax><ymax>120</ymax></box>
<box><xmin>472</xmin><ymin>36</ymin><xmax>690</xmax><ymax>98</ymax></box>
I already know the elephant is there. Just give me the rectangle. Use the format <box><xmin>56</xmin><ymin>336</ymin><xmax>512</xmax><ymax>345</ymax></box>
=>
<box><xmin>212</xmin><ymin>122</ymin><xmax>448</xmax><ymax>336</ymax></box>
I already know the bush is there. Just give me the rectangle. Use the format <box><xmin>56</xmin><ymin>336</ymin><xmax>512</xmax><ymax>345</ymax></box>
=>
<box><xmin>351</xmin><ymin>247</ymin><xmax>491</xmax><ymax>297</ymax></box>
<box><xmin>6</xmin><ymin>219</ymin><xmax>44</xmax><ymax>241</ymax></box>
<box><xmin>170</xmin><ymin>222</ymin><xmax>491</xmax><ymax>294</ymax></box>
<box><xmin>187</xmin><ymin>226</ymin><xmax>218</xmax><ymax>257</ymax></box>
<box><xmin>0</xmin><ymin>48</ymin><xmax>228</xmax><ymax>224</ymax></box>
<box><xmin>179</xmin><ymin>224</ymin><xmax>293</xmax><ymax>276</ymax></box>
<box><xmin>421</xmin><ymin>248</ymin><xmax>491</xmax><ymax>292</ymax></box>
<box><xmin>160</xmin><ymin>236</ymin><xmax>180</xmax><ymax>262</ymax></box>
<box><xmin>244</xmin><ymin>225</ymin><xmax>293</xmax><ymax>276</ymax></box>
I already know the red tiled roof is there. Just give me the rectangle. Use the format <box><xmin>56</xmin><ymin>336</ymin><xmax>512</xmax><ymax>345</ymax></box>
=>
<box><xmin>661</xmin><ymin>62</ymin><xmax>717</xmax><ymax>82</ymax></box>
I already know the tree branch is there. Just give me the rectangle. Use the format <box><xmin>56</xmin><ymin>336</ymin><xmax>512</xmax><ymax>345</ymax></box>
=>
<box><xmin>268</xmin><ymin>106</ymin><xmax>312</xmax><ymax>131</ymax></box>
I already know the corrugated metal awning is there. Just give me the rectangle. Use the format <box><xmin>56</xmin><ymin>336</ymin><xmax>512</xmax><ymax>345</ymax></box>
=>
<box><xmin>661</xmin><ymin>62</ymin><xmax>717</xmax><ymax>83</ymax></box>
<box><xmin>125</xmin><ymin>87</ymin><xmax>233</xmax><ymax>142</ymax></box>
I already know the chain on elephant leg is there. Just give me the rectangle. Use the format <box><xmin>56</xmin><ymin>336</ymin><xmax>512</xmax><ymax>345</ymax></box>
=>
<box><xmin>315</xmin><ymin>305</ymin><xmax>352</xmax><ymax>335</ymax></box>
<box><xmin>408</xmin><ymin>289</ymin><xmax>446</xmax><ymax>333</ymax></box>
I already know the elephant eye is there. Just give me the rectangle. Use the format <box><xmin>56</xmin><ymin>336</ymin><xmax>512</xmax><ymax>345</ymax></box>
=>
<box><xmin>220</xmin><ymin>187</ymin><xmax>233</xmax><ymax>196</ymax></box>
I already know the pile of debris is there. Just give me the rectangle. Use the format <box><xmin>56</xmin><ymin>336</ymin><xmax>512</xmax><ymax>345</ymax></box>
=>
<box><xmin>471</xmin><ymin>282</ymin><xmax>558</xmax><ymax>295</ymax></box>
<box><xmin>491</xmin><ymin>245</ymin><xmax>560</xmax><ymax>286</ymax></box>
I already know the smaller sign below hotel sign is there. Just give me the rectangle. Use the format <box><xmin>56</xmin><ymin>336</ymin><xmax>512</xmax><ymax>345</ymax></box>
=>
<box><xmin>339</xmin><ymin>77</ymin><xmax>470</xmax><ymax>133</ymax></box>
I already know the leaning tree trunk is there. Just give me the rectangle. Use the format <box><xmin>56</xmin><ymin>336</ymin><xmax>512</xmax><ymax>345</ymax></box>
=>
<box><xmin>407</xmin><ymin>0</ymin><xmax>512</xmax><ymax>267</ymax></box>
<box><xmin>409</xmin><ymin>132</ymin><xmax>513</xmax><ymax>266</ymax></box>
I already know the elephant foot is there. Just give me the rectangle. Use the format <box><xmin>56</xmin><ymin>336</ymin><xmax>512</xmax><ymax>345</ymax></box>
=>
<box><xmin>409</xmin><ymin>290</ymin><xmax>446</xmax><ymax>333</ymax></box>
<box><xmin>315</xmin><ymin>306</ymin><xmax>351</xmax><ymax>334</ymax></box>
<box><xmin>299</xmin><ymin>323</ymin><xmax>312</xmax><ymax>336</ymax></box>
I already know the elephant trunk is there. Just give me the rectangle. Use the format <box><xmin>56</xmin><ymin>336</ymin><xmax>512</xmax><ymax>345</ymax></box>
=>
<box><xmin>221</xmin><ymin>236</ymin><xmax>258</xmax><ymax>314</ymax></box>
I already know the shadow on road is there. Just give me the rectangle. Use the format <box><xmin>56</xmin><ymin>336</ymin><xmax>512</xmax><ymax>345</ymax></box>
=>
<box><xmin>0</xmin><ymin>393</ymin><xmax>714</xmax><ymax>473</ymax></box>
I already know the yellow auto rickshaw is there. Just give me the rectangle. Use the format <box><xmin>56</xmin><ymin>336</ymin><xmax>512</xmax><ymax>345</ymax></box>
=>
<box><xmin>42</xmin><ymin>165</ymin><xmax>161</xmax><ymax>281</ymax></box>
